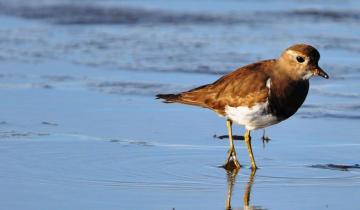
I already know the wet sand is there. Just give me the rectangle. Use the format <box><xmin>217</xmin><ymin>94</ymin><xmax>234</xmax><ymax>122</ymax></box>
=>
<box><xmin>0</xmin><ymin>0</ymin><xmax>360</xmax><ymax>209</ymax></box>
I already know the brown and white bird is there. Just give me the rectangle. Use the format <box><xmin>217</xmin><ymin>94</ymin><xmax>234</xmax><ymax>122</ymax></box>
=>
<box><xmin>156</xmin><ymin>44</ymin><xmax>329</xmax><ymax>169</ymax></box>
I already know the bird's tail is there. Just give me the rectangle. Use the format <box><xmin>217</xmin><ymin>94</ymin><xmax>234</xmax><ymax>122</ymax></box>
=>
<box><xmin>156</xmin><ymin>84</ymin><xmax>212</xmax><ymax>107</ymax></box>
<box><xmin>155</xmin><ymin>93</ymin><xmax>182</xmax><ymax>103</ymax></box>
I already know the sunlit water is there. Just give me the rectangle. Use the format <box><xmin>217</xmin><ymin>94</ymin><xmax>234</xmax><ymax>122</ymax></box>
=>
<box><xmin>0</xmin><ymin>0</ymin><xmax>360</xmax><ymax>209</ymax></box>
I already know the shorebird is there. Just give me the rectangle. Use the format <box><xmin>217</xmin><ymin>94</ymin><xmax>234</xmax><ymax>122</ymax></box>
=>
<box><xmin>156</xmin><ymin>44</ymin><xmax>329</xmax><ymax>169</ymax></box>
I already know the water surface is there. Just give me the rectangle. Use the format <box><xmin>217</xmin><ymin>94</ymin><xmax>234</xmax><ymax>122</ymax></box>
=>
<box><xmin>0</xmin><ymin>0</ymin><xmax>359</xmax><ymax>209</ymax></box>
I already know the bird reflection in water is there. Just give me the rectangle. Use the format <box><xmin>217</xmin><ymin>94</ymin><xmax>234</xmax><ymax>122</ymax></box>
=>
<box><xmin>224</xmin><ymin>166</ymin><xmax>265</xmax><ymax>210</ymax></box>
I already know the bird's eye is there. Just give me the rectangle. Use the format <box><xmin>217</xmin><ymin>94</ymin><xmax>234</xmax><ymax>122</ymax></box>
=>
<box><xmin>296</xmin><ymin>56</ymin><xmax>305</xmax><ymax>63</ymax></box>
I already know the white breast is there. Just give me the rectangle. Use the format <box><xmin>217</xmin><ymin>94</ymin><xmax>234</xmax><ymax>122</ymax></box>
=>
<box><xmin>225</xmin><ymin>101</ymin><xmax>279</xmax><ymax>130</ymax></box>
<box><xmin>224</xmin><ymin>78</ymin><xmax>279</xmax><ymax>130</ymax></box>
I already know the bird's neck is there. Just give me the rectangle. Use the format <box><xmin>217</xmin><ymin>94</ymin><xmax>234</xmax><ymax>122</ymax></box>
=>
<box><xmin>268</xmin><ymin>65</ymin><xmax>310</xmax><ymax>120</ymax></box>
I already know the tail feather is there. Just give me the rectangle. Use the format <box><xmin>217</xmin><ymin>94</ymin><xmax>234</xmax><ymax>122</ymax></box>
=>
<box><xmin>156</xmin><ymin>93</ymin><xmax>181</xmax><ymax>103</ymax></box>
<box><xmin>156</xmin><ymin>83</ymin><xmax>213</xmax><ymax>107</ymax></box>
<box><xmin>156</xmin><ymin>92</ymin><xmax>208</xmax><ymax>108</ymax></box>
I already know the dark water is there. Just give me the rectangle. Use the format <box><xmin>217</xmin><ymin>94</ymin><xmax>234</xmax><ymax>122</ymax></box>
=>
<box><xmin>0</xmin><ymin>0</ymin><xmax>360</xmax><ymax>209</ymax></box>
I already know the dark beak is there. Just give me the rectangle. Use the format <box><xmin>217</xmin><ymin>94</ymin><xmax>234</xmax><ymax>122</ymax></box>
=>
<box><xmin>313</xmin><ymin>66</ymin><xmax>329</xmax><ymax>79</ymax></box>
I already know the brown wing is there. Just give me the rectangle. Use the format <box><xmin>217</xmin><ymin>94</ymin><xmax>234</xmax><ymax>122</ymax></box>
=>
<box><xmin>157</xmin><ymin>60</ymin><xmax>275</xmax><ymax>115</ymax></box>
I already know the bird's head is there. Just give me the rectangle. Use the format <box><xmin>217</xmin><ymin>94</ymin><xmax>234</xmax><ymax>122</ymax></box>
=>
<box><xmin>279</xmin><ymin>44</ymin><xmax>329</xmax><ymax>80</ymax></box>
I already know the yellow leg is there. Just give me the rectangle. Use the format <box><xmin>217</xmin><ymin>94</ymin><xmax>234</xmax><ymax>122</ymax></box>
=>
<box><xmin>244</xmin><ymin>130</ymin><xmax>257</xmax><ymax>169</ymax></box>
<box><xmin>225</xmin><ymin>168</ymin><xmax>239</xmax><ymax>210</ymax></box>
<box><xmin>224</xmin><ymin>119</ymin><xmax>240</xmax><ymax>168</ymax></box>
<box><xmin>243</xmin><ymin>168</ymin><xmax>257</xmax><ymax>207</ymax></box>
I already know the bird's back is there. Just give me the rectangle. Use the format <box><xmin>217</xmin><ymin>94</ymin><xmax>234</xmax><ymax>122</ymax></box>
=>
<box><xmin>157</xmin><ymin>60</ymin><xmax>276</xmax><ymax>116</ymax></box>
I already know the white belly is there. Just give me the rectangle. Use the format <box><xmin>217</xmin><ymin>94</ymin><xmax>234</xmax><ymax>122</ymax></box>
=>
<box><xmin>224</xmin><ymin>101</ymin><xmax>279</xmax><ymax>130</ymax></box>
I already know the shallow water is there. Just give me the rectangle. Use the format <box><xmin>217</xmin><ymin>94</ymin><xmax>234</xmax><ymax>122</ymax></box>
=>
<box><xmin>0</xmin><ymin>0</ymin><xmax>360</xmax><ymax>209</ymax></box>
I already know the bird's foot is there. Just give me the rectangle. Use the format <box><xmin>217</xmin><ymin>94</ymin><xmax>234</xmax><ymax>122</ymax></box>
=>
<box><xmin>262</xmin><ymin>135</ymin><xmax>271</xmax><ymax>142</ymax></box>
<box><xmin>223</xmin><ymin>149</ymin><xmax>241</xmax><ymax>170</ymax></box>
<box><xmin>261</xmin><ymin>135</ymin><xmax>271</xmax><ymax>149</ymax></box>
<box><xmin>250</xmin><ymin>164</ymin><xmax>258</xmax><ymax>170</ymax></box>
<box><xmin>223</xmin><ymin>158</ymin><xmax>241</xmax><ymax>170</ymax></box>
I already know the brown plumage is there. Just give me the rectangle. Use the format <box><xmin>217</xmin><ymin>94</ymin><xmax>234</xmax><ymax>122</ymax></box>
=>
<box><xmin>158</xmin><ymin>61</ymin><xmax>273</xmax><ymax>115</ymax></box>
<box><xmin>156</xmin><ymin>44</ymin><xmax>329</xmax><ymax>169</ymax></box>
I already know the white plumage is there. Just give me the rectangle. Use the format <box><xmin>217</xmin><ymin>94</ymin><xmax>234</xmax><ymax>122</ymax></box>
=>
<box><xmin>224</xmin><ymin>78</ymin><xmax>277</xmax><ymax>130</ymax></box>
<box><xmin>225</xmin><ymin>101</ymin><xmax>278</xmax><ymax>130</ymax></box>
